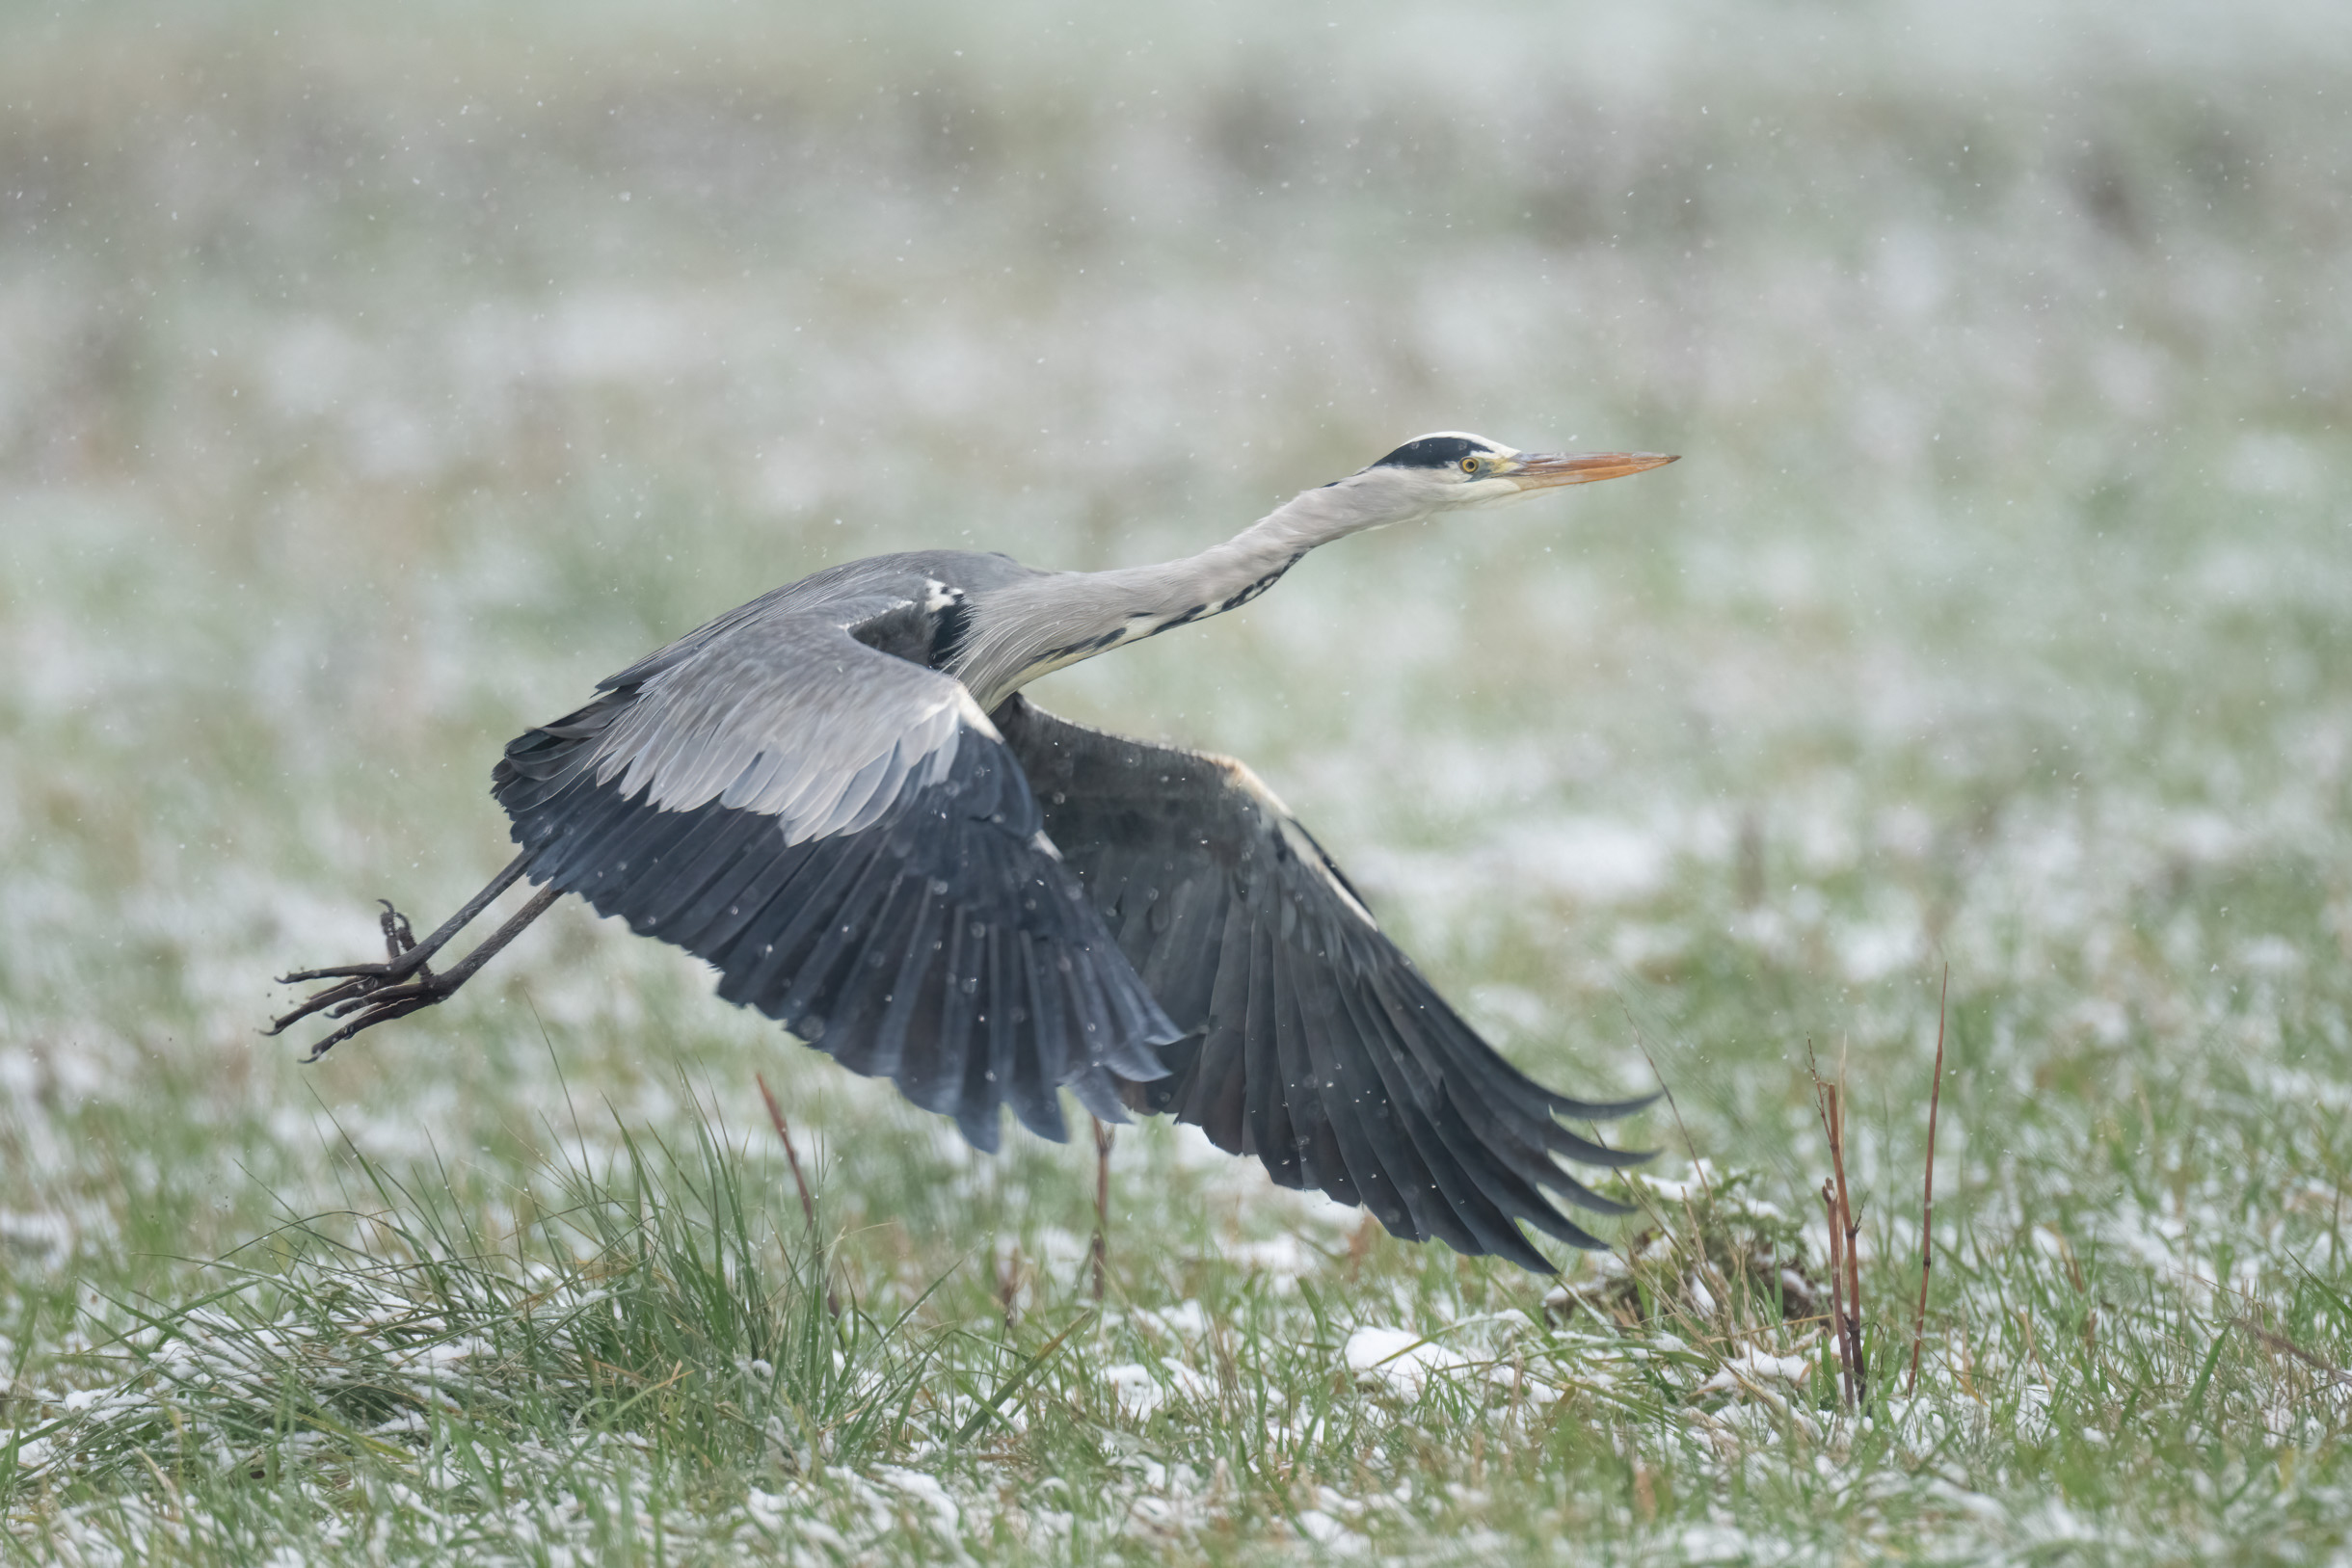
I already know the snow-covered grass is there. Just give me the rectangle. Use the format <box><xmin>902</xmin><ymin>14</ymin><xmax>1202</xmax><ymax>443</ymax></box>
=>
<box><xmin>5</xmin><ymin>2</ymin><xmax>2352</xmax><ymax>1561</ymax></box>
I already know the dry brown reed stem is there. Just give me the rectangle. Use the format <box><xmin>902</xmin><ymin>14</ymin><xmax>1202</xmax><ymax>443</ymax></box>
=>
<box><xmin>1820</xmin><ymin>1179</ymin><xmax>1852</xmax><ymax>1411</ymax></box>
<box><xmin>757</xmin><ymin>1073</ymin><xmax>840</xmax><ymax>1317</ymax></box>
<box><xmin>1088</xmin><ymin>1116</ymin><xmax>1114</xmax><ymax>1303</ymax></box>
<box><xmin>756</xmin><ymin>1074</ymin><xmax>819</xmax><ymax>1231</ymax></box>
<box><xmin>1838</xmin><ymin>1090</ymin><xmax>1864</xmax><ymax>1408</ymax></box>
<box><xmin>1809</xmin><ymin>1046</ymin><xmax>1866</xmax><ymax>1411</ymax></box>
<box><xmin>2235</xmin><ymin>1316</ymin><xmax>2352</xmax><ymax>1390</ymax></box>
<box><xmin>1908</xmin><ymin>966</ymin><xmax>1950</xmax><ymax>1398</ymax></box>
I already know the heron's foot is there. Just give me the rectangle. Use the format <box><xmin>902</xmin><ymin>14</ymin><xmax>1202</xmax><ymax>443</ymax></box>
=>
<box><xmin>264</xmin><ymin>868</ymin><xmax>560</xmax><ymax>1064</ymax></box>
<box><xmin>288</xmin><ymin>969</ymin><xmax>463</xmax><ymax>1062</ymax></box>
<box><xmin>275</xmin><ymin>902</ymin><xmax>429</xmax><ymax>987</ymax></box>
<box><xmin>266</xmin><ymin>900</ymin><xmax>442</xmax><ymax>1046</ymax></box>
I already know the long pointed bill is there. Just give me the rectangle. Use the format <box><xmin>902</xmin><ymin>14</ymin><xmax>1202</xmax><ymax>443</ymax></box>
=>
<box><xmin>1509</xmin><ymin>451</ymin><xmax>1679</xmax><ymax>490</ymax></box>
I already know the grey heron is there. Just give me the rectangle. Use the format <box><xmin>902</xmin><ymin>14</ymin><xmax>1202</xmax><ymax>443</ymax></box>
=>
<box><xmin>272</xmin><ymin>433</ymin><xmax>1678</xmax><ymax>1272</ymax></box>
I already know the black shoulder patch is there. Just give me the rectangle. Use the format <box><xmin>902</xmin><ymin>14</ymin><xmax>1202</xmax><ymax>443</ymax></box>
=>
<box><xmin>1372</xmin><ymin>435</ymin><xmax>1491</xmax><ymax>470</ymax></box>
<box><xmin>929</xmin><ymin>598</ymin><xmax>976</xmax><ymax>669</ymax></box>
<box><xmin>847</xmin><ymin>603</ymin><xmax>935</xmax><ymax>665</ymax></box>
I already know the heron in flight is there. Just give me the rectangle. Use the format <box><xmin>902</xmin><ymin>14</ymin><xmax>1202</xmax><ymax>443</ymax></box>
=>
<box><xmin>273</xmin><ymin>433</ymin><xmax>1677</xmax><ymax>1272</ymax></box>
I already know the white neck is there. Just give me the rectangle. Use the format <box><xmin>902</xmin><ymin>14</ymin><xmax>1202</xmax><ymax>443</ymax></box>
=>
<box><xmin>953</xmin><ymin>471</ymin><xmax>1434</xmax><ymax>709</ymax></box>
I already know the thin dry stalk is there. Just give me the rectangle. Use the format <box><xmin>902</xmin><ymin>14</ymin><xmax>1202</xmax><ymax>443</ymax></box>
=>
<box><xmin>1820</xmin><ymin>1179</ymin><xmax>1853</xmax><ymax>1411</ymax></box>
<box><xmin>1808</xmin><ymin>1047</ymin><xmax>1866</xmax><ymax>1411</ymax></box>
<box><xmin>2235</xmin><ymin>1316</ymin><xmax>2352</xmax><ymax>1391</ymax></box>
<box><xmin>1908</xmin><ymin>966</ymin><xmax>1949</xmax><ymax>1397</ymax></box>
<box><xmin>1837</xmin><ymin>1101</ymin><xmax>1864</xmax><ymax>1408</ymax></box>
<box><xmin>996</xmin><ymin>1242</ymin><xmax>1028</xmax><ymax>1330</ymax></box>
<box><xmin>756</xmin><ymin>1072</ymin><xmax>840</xmax><ymax>1317</ymax></box>
<box><xmin>756</xmin><ymin>1074</ymin><xmax>820</xmax><ymax>1230</ymax></box>
<box><xmin>1088</xmin><ymin>1116</ymin><xmax>1114</xmax><ymax>1302</ymax></box>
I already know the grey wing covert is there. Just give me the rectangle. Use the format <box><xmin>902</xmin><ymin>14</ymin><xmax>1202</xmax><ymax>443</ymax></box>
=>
<box><xmin>490</xmin><ymin>600</ymin><xmax>1176</xmax><ymax>1150</ymax></box>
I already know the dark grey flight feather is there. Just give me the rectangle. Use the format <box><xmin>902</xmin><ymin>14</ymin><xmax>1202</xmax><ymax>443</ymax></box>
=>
<box><xmin>494</xmin><ymin>563</ymin><xmax>1177</xmax><ymax>1151</ymax></box>
<box><xmin>995</xmin><ymin>696</ymin><xmax>1654</xmax><ymax>1272</ymax></box>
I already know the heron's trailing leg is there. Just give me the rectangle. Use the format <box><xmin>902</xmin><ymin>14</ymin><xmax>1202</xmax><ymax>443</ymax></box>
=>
<box><xmin>267</xmin><ymin>855</ymin><xmax>557</xmax><ymax>1061</ymax></box>
<box><xmin>267</xmin><ymin>853</ymin><xmax>528</xmax><ymax>1035</ymax></box>
<box><xmin>279</xmin><ymin>853</ymin><xmax>531</xmax><ymax>991</ymax></box>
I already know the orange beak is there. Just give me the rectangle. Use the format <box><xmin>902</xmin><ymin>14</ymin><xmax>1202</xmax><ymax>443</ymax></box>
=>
<box><xmin>1507</xmin><ymin>451</ymin><xmax>1679</xmax><ymax>490</ymax></box>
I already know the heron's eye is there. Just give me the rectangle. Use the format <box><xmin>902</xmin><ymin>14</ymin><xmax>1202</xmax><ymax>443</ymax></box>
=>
<box><xmin>1460</xmin><ymin>456</ymin><xmax>1480</xmax><ymax>475</ymax></box>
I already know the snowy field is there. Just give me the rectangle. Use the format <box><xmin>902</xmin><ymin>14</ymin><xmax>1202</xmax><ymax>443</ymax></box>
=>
<box><xmin>4</xmin><ymin>1</ymin><xmax>2351</xmax><ymax>1561</ymax></box>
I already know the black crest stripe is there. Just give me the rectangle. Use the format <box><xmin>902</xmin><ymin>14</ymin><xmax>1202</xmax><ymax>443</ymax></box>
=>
<box><xmin>1372</xmin><ymin>436</ymin><xmax>1491</xmax><ymax>469</ymax></box>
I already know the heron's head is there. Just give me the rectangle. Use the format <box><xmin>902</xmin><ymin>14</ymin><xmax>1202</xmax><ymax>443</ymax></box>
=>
<box><xmin>1340</xmin><ymin>432</ymin><xmax>1677</xmax><ymax>521</ymax></box>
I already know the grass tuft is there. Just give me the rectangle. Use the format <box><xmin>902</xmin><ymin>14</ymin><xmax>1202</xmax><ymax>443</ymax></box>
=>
<box><xmin>9</xmin><ymin>1109</ymin><xmax>948</xmax><ymax>1556</ymax></box>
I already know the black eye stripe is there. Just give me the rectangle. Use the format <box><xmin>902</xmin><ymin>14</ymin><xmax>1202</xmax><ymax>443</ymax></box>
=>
<box><xmin>1373</xmin><ymin>436</ymin><xmax>1492</xmax><ymax>470</ymax></box>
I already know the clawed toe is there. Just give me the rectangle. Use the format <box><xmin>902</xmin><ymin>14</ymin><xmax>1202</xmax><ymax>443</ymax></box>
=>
<box><xmin>274</xmin><ymin>902</ymin><xmax>436</xmax><ymax>992</ymax></box>
<box><xmin>272</xmin><ymin>968</ymin><xmax>449</xmax><ymax>1056</ymax></box>
<box><xmin>265</xmin><ymin>859</ymin><xmax>555</xmax><ymax>1063</ymax></box>
<box><xmin>322</xmin><ymin>971</ymin><xmax>444</xmax><ymax>1019</ymax></box>
<box><xmin>267</xmin><ymin>912</ymin><xmax>441</xmax><ymax>1042</ymax></box>
<box><xmin>299</xmin><ymin>992</ymin><xmax>442</xmax><ymax>1063</ymax></box>
<box><xmin>276</xmin><ymin>960</ymin><xmax>394</xmax><ymax>986</ymax></box>
<box><xmin>264</xmin><ymin>975</ymin><xmax>371</xmax><ymax>1036</ymax></box>
<box><xmin>381</xmin><ymin>900</ymin><xmax>417</xmax><ymax>962</ymax></box>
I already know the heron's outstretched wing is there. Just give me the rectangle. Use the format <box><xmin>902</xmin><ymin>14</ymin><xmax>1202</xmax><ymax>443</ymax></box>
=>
<box><xmin>492</xmin><ymin>598</ymin><xmax>1175</xmax><ymax>1149</ymax></box>
<box><xmin>995</xmin><ymin>694</ymin><xmax>1654</xmax><ymax>1271</ymax></box>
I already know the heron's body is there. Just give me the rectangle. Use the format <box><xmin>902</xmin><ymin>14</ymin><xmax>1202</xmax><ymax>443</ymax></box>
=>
<box><xmin>278</xmin><ymin>433</ymin><xmax>1676</xmax><ymax>1273</ymax></box>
